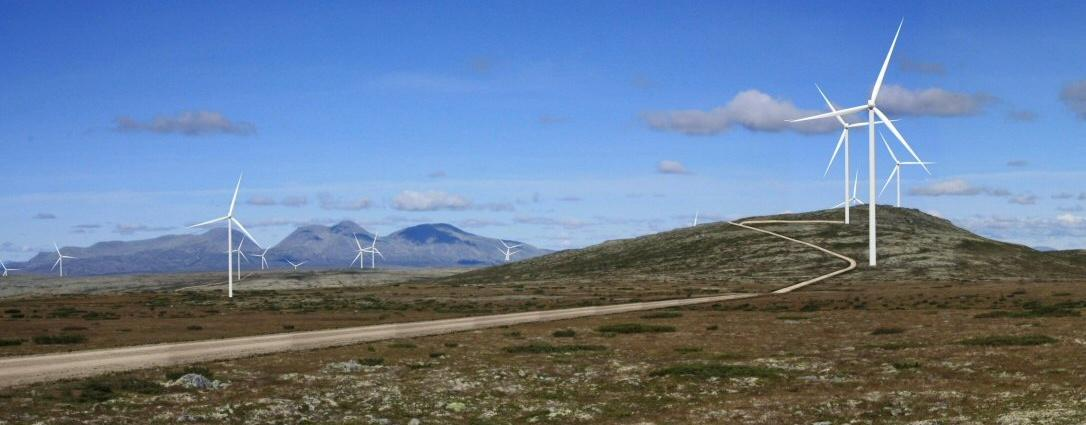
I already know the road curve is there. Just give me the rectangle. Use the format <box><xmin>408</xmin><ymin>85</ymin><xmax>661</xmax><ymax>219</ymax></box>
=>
<box><xmin>0</xmin><ymin>293</ymin><xmax>759</xmax><ymax>389</ymax></box>
<box><xmin>0</xmin><ymin>220</ymin><xmax>856</xmax><ymax>389</ymax></box>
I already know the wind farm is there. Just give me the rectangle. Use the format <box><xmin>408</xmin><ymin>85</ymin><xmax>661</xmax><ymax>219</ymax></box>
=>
<box><xmin>3</xmin><ymin>3</ymin><xmax>1086</xmax><ymax>424</ymax></box>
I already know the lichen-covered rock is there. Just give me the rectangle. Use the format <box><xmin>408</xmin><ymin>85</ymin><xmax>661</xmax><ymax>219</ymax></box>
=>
<box><xmin>169</xmin><ymin>373</ymin><xmax>224</xmax><ymax>390</ymax></box>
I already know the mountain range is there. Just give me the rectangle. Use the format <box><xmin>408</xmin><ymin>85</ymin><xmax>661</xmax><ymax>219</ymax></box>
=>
<box><xmin>12</xmin><ymin>222</ymin><xmax>551</xmax><ymax>276</ymax></box>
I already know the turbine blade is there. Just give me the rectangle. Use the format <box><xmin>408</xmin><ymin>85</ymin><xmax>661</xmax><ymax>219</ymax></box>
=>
<box><xmin>879</xmin><ymin>132</ymin><xmax>900</xmax><ymax>163</ymax></box>
<box><xmin>354</xmin><ymin>234</ymin><xmax>363</xmax><ymax>250</ymax></box>
<box><xmin>824</xmin><ymin>130</ymin><xmax>846</xmax><ymax>177</ymax></box>
<box><xmin>51</xmin><ymin>257</ymin><xmax>61</xmax><ymax>270</ymax></box>
<box><xmin>815</xmin><ymin>84</ymin><xmax>849</xmax><ymax>127</ymax></box>
<box><xmin>54</xmin><ymin>242</ymin><xmax>60</xmax><ymax>254</ymax></box>
<box><xmin>350</xmin><ymin>254</ymin><xmax>360</xmax><ymax>267</ymax></box>
<box><xmin>874</xmin><ymin>107</ymin><xmax>929</xmax><ymax>174</ymax></box>
<box><xmin>872</xmin><ymin>19</ymin><xmax>903</xmax><ymax>102</ymax></box>
<box><xmin>880</xmin><ymin>166</ymin><xmax>899</xmax><ymax>197</ymax></box>
<box><xmin>853</xmin><ymin>170</ymin><xmax>860</xmax><ymax>198</ymax></box>
<box><xmin>189</xmin><ymin>215</ymin><xmax>229</xmax><ymax>228</ymax></box>
<box><xmin>789</xmin><ymin>104</ymin><xmax>868</xmax><ymax>123</ymax></box>
<box><xmin>228</xmin><ymin>174</ymin><xmax>243</xmax><ymax>217</ymax></box>
<box><xmin>230</xmin><ymin>218</ymin><xmax>260</xmax><ymax>248</ymax></box>
<box><xmin>833</xmin><ymin>200</ymin><xmax>846</xmax><ymax>208</ymax></box>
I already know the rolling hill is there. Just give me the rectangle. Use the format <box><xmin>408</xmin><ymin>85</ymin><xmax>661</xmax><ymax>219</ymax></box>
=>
<box><xmin>441</xmin><ymin>206</ymin><xmax>1086</xmax><ymax>287</ymax></box>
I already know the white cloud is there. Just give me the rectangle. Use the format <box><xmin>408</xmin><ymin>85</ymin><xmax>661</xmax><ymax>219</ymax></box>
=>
<box><xmin>1008</xmin><ymin>194</ymin><xmax>1038</xmax><ymax>205</ymax></box>
<box><xmin>115</xmin><ymin>111</ymin><xmax>255</xmax><ymax>136</ymax></box>
<box><xmin>657</xmin><ymin>160</ymin><xmax>690</xmax><ymax>175</ymax></box>
<box><xmin>642</xmin><ymin>89</ymin><xmax>840</xmax><ymax>136</ymax></box>
<box><xmin>32</xmin><ymin>212</ymin><xmax>57</xmax><ymax>219</ymax></box>
<box><xmin>280</xmin><ymin>195</ymin><xmax>308</xmax><ymax>207</ymax></box>
<box><xmin>877</xmin><ymin>85</ymin><xmax>994</xmax><ymax>117</ymax></box>
<box><xmin>909</xmin><ymin>179</ymin><xmax>985</xmax><ymax>196</ymax></box>
<box><xmin>114</xmin><ymin>224</ymin><xmax>174</xmax><ymax>235</ymax></box>
<box><xmin>1060</xmin><ymin>80</ymin><xmax>1086</xmax><ymax>120</ymax></box>
<box><xmin>1057</xmin><ymin>213</ymin><xmax>1085</xmax><ymax>226</ymax></box>
<box><xmin>393</xmin><ymin>190</ymin><xmax>471</xmax><ymax>211</ymax></box>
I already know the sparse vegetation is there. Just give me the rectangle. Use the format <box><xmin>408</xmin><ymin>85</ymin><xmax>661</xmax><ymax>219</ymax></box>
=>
<box><xmin>552</xmin><ymin>329</ymin><xmax>576</xmax><ymax>338</ymax></box>
<box><xmin>640</xmin><ymin>311</ymin><xmax>682</xmax><ymax>319</ymax></box>
<box><xmin>871</xmin><ymin>327</ymin><xmax>905</xmax><ymax>335</ymax></box>
<box><xmin>596</xmin><ymin>323</ymin><xmax>676</xmax><ymax>334</ymax></box>
<box><xmin>960</xmin><ymin>334</ymin><xmax>1057</xmax><ymax>347</ymax></box>
<box><xmin>0</xmin><ymin>338</ymin><xmax>24</xmax><ymax>347</ymax></box>
<box><xmin>503</xmin><ymin>342</ymin><xmax>607</xmax><ymax>354</ymax></box>
<box><xmin>165</xmin><ymin>365</ymin><xmax>214</xmax><ymax>381</ymax></box>
<box><xmin>33</xmin><ymin>334</ymin><xmax>86</xmax><ymax>345</ymax></box>
<box><xmin>650</xmin><ymin>363</ymin><xmax>782</xmax><ymax>379</ymax></box>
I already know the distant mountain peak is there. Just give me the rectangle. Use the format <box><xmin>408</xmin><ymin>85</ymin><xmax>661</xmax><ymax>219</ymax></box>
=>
<box><xmin>395</xmin><ymin>223</ymin><xmax>469</xmax><ymax>245</ymax></box>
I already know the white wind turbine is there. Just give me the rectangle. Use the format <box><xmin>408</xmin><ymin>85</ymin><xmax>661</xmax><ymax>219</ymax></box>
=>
<box><xmin>189</xmin><ymin>174</ymin><xmax>260</xmax><ymax>298</ymax></box>
<box><xmin>350</xmin><ymin>233</ymin><xmax>369</xmax><ymax>270</ymax></box>
<box><xmin>285</xmin><ymin>260</ymin><xmax>306</xmax><ymax>271</ymax></box>
<box><xmin>879</xmin><ymin>133</ymin><xmax>933</xmax><ymax>207</ymax></box>
<box><xmin>815</xmin><ymin>85</ymin><xmax>892</xmax><ymax>224</ymax></box>
<box><xmin>790</xmin><ymin>20</ymin><xmax>927</xmax><ymax>266</ymax></box>
<box><xmin>232</xmin><ymin>239</ymin><xmax>250</xmax><ymax>281</ymax></box>
<box><xmin>252</xmin><ymin>248</ymin><xmax>270</xmax><ymax>270</ymax></box>
<box><xmin>0</xmin><ymin>260</ymin><xmax>19</xmax><ymax>277</ymax></box>
<box><xmin>833</xmin><ymin>171</ymin><xmax>865</xmax><ymax>208</ymax></box>
<box><xmin>51</xmin><ymin>243</ymin><xmax>76</xmax><ymax>277</ymax></box>
<box><xmin>365</xmin><ymin>234</ymin><xmax>384</xmax><ymax>268</ymax></box>
<box><xmin>692</xmin><ymin>211</ymin><xmax>699</xmax><ymax>227</ymax></box>
<box><xmin>497</xmin><ymin>239</ymin><xmax>521</xmax><ymax>262</ymax></box>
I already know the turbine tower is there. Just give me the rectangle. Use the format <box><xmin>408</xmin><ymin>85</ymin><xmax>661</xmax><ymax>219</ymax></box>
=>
<box><xmin>692</xmin><ymin>211</ymin><xmax>699</xmax><ymax>227</ymax></box>
<box><xmin>0</xmin><ymin>260</ymin><xmax>19</xmax><ymax>277</ymax></box>
<box><xmin>233</xmin><ymin>239</ymin><xmax>249</xmax><ymax>281</ymax></box>
<box><xmin>790</xmin><ymin>20</ymin><xmax>927</xmax><ymax>266</ymax></box>
<box><xmin>366</xmin><ymin>234</ymin><xmax>384</xmax><ymax>268</ymax></box>
<box><xmin>497</xmin><ymin>239</ymin><xmax>521</xmax><ymax>262</ymax></box>
<box><xmin>285</xmin><ymin>260</ymin><xmax>306</xmax><ymax>271</ymax></box>
<box><xmin>350</xmin><ymin>233</ymin><xmax>369</xmax><ymax>270</ymax></box>
<box><xmin>50</xmin><ymin>243</ymin><xmax>75</xmax><ymax>277</ymax></box>
<box><xmin>879</xmin><ymin>133</ymin><xmax>933</xmax><ymax>207</ymax></box>
<box><xmin>189</xmin><ymin>174</ymin><xmax>260</xmax><ymax>298</ymax></box>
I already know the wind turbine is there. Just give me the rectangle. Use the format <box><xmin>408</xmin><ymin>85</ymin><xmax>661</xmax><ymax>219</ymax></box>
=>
<box><xmin>189</xmin><ymin>174</ymin><xmax>260</xmax><ymax>298</ymax></box>
<box><xmin>497</xmin><ymin>239</ymin><xmax>521</xmax><ymax>262</ymax></box>
<box><xmin>0</xmin><ymin>260</ymin><xmax>19</xmax><ymax>277</ymax></box>
<box><xmin>815</xmin><ymin>85</ymin><xmax>892</xmax><ymax>224</ymax></box>
<box><xmin>252</xmin><ymin>248</ymin><xmax>270</xmax><ymax>270</ymax></box>
<box><xmin>879</xmin><ymin>133</ymin><xmax>933</xmax><ymax>207</ymax></box>
<box><xmin>233</xmin><ymin>239</ymin><xmax>250</xmax><ymax>281</ymax></box>
<box><xmin>350</xmin><ymin>233</ymin><xmax>369</xmax><ymax>270</ymax></box>
<box><xmin>51</xmin><ymin>243</ymin><xmax>75</xmax><ymax>277</ymax></box>
<box><xmin>285</xmin><ymin>260</ymin><xmax>306</xmax><ymax>271</ymax></box>
<box><xmin>834</xmin><ymin>171</ymin><xmax>865</xmax><ymax>208</ymax></box>
<box><xmin>790</xmin><ymin>20</ymin><xmax>927</xmax><ymax>266</ymax></box>
<box><xmin>692</xmin><ymin>211</ymin><xmax>699</xmax><ymax>227</ymax></box>
<box><xmin>366</xmin><ymin>234</ymin><xmax>384</xmax><ymax>268</ymax></box>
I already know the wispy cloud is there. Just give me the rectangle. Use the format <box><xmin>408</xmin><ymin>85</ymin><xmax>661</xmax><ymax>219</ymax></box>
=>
<box><xmin>113</xmin><ymin>224</ymin><xmax>175</xmax><ymax>235</ymax></box>
<box><xmin>1060</xmin><ymin>80</ymin><xmax>1086</xmax><ymax>120</ymax></box>
<box><xmin>114</xmin><ymin>110</ymin><xmax>255</xmax><ymax>136</ymax></box>
<box><xmin>32</xmin><ymin>212</ymin><xmax>56</xmax><ymax>220</ymax></box>
<box><xmin>247</xmin><ymin>195</ymin><xmax>277</xmax><ymax>206</ymax></box>
<box><xmin>427</xmin><ymin>171</ymin><xmax>447</xmax><ymax>179</ymax></box>
<box><xmin>1008</xmin><ymin>194</ymin><xmax>1038</xmax><ymax>205</ymax></box>
<box><xmin>393</xmin><ymin>190</ymin><xmax>471</xmax><ymax>211</ymax></box>
<box><xmin>910</xmin><ymin>179</ymin><xmax>1003</xmax><ymax>197</ymax></box>
<box><xmin>280</xmin><ymin>195</ymin><xmax>308</xmax><ymax>207</ymax></box>
<box><xmin>1007</xmin><ymin>110</ymin><xmax>1037</xmax><ymax>122</ymax></box>
<box><xmin>657</xmin><ymin>160</ymin><xmax>690</xmax><ymax>174</ymax></box>
<box><xmin>0</xmin><ymin>242</ymin><xmax>38</xmax><ymax>253</ymax></box>
<box><xmin>1006</xmin><ymin>160</ymin><xmax>1029</xmax><ymax>167</ymax></box>
<box><xmin>317</xmin><ymin>193</ymin><xmax>372</xmax><ymax>211</ymax></box>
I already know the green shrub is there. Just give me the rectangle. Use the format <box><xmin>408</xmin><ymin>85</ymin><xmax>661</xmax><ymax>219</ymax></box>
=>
<box><xmin>705</xmin><ymin>325</ymin><xmax>719</xmax><ymax>331</ymax></box>
<box><xmin>358</xmin><ymin>357</ymin><xmax>384</xmax><ymax>366</ymax></box>
<box><xmin>891</xmin><ymin>361</ymin><xmax>921</xmax><ymax>370</ymax></box>
<box><xmin>596</xmin><ymin>323</ymin><xmax>675</xmax><ymax>334</ymax></box>
<box><xmin>960</xmin><ymin>334</ymin><xmax>1056</xmax><ymax>347</ymax></box>
<box><xmin>388</xmin><ymin>341</ymin><xmax>417</xmax><ymax>349</ymax></box>
<box><xmin>33</xmin><ymin>334</ymin><xmax>87</xmax><ymax>345</ymax></box>
<box><xmin>0</xmin><ymin>338</ymin><xmax>24</xmax><ymax>347</ymax></box>
<box><xmin>674</xmin><ymin>347</ymin><xmax>702</xmax><ymax>354</ymax></box>
<box><xmin>58</xmin><ymin>376</ymin><xmax>163</xmax><ymax>403</ymax></box>
<box><xmin>776</xmin><ymin>315</ymin><xmax>810</xmax><ymax>321</ymax></box>
<box><xmin>640</xmin><ymin>311</ymin><xmax>682</xmax><ymax>319</ymax></box>
<box><xmin>650</xmin><ymin>363</ymin><xmax>781</xmax><ymax>379</ymax></box>
<box><xmin>552</xmin><ymin>329</ymin><xmax>576</xmax><ymax>338</ymax></box>
<box><xmin>61</xmin><ymin>326</ymin><xmax>88</xmax><ymax>331</ymax></box>
<box><xmin>186</xmin><ymin>325</ymin><xmax>203</xmax><ymax>331</ymax></box>
<box><xmin>503</xmin><ymin>342</ymin><xmax>607</xmax><ymax>354</ymax></box>
<box><xmin>871</xmin><ymin>327</ymin><xmax>905</xmax><ymax>335</ymax></box>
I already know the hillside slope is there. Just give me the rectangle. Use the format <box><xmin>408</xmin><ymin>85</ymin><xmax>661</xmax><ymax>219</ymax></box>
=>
<box><xmin>443</xmin><ymin>206</ymin><xmax>1086</xmax><ymax>287</ymax></box>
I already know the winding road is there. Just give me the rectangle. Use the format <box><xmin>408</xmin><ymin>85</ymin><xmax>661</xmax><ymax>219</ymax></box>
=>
<box><xmin>0</xmin><ymin>220</ymin><xmax>855</xmax><ymax>389</ymax></box>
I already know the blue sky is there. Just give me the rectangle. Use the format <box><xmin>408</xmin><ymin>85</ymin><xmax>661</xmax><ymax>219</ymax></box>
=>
<box><xmin>3</xmin><ymin>0</ymin><xmax>1086</xmax><ymax>260</ymax></box>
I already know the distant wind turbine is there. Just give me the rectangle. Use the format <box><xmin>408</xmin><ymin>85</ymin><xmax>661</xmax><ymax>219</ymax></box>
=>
<box><xmin>252</xmin><ymin>248</ymin><xmax>270</xmax><ymax>270</ymax></box>
<box><xmin>233</xmin><ymin>239</ymin><xmax>250</xmax><ymax>281</ymax></box>
<box><xmin>0</xmin><ymin>260</ymin><xmax>19</xmax><ymax>277</ymax></box>
<box><xmin>350</xmin><ymin>233</ymin><xmax>370</xmax><ymax>270</ymax></box>
<box><xmin>814</xmin><ymin>85</ymin><xmax>891</xmax><ymax>224</ymax></box>
<box><xmin>833</xmin><ymin>171</ymin><xmax>865</xmax><ymax>208</ymax></box>
<box><xmin>51</xmin><ymin>243</ymin><xmax>76</xmax><ymax>277</ymax></box>
<box><xmin>285</xmin><ymin>260</ymin><xmax>306</xmax><ymax>271</ymax></box>
<box><xmin>692</xmin><ymin>211</ymin><xmax>699</xmax><ymax>227</ymax></box>
<box><xmin>497</xmin><ymin>239</ymin><xmax>521</xmax><ymax>262</ymax></box>
<box><xmin>879</xmin><ymin>133</ymin><xmax>934</xmax><ymax>207</ymax></box>
<box><xmin>189</xmin><ymin>174</ymin><xmax>260</xmax><ymax>298</ymax></box>
<box><xmin>365</xmin><ymin>234</ymin><xmax>384</xmax><ymax>268</ymax></box>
